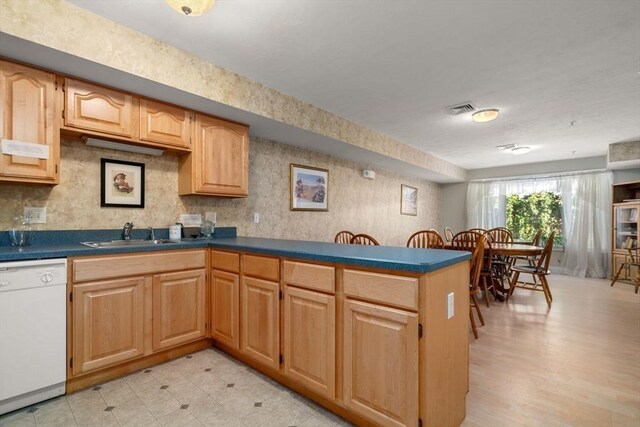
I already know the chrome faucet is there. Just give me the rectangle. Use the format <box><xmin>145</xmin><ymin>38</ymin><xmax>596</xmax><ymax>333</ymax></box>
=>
<box><xmin>147</xmin><ymin>227</ymin><xmax>155</xmax><ymax>241</ymax></box>
<box><xmin>122</xmin><ymin>222</ymin><xmax>134</xmax><ymax>240</ymax></box>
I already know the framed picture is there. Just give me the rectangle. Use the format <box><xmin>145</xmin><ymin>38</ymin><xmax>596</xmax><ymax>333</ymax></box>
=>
<box><xmin>101</xmin><ymin>159</ymin><xmax>145</xmax><ymax>208</ymax></box>
<box><xmin>401</xmin><ymin>184</ymin><xmax>417</xmax><ymax>216</ymax></box>
<box><xmin>290</xmin><ymin>164</ymin><xmax>329</xmax><ymax>211</ymax></box>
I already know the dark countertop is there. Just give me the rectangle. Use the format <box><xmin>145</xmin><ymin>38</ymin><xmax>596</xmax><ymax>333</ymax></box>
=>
<box><xmin>0</xmin><ymin>230</ymin><xmax>470</xmax><ymax>273</ymax></box>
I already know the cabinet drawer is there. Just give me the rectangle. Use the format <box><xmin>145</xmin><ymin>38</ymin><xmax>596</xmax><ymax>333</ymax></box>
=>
<box><xmin>343</xmin><ymin>269</ymin><xmax>418</xmax><ymax>311</ymax></box>
<box><xmin>284</xmin><ymin>261</ymin><xmax>335</xmax><ymax>293</ymax></box>
<box><xmin>242</xmin><ymin>254</ymin><xmax>279</xmax><ymax>281</ymax></box>
<box><xmin>73</xmin><ymin>250</ymin><xmax>206</xmax><ymax>283</ymax></box>
<box><xmin>211</xmin><ymin>250</ymin><xmax>240</xmax><ymax>273</ymax></box>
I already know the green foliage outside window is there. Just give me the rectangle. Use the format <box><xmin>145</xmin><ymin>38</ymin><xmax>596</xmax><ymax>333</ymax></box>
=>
<box><xmin>506</xmin><ymin>192</ymin><xmax>564</xmax><ymax>245</ymax></box>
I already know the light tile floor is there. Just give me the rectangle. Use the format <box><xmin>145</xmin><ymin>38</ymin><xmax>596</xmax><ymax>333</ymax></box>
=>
<box><xmin>0</xmin><ymin>348</ymin><xmax>351</xmax><ymax>427</ymax></box>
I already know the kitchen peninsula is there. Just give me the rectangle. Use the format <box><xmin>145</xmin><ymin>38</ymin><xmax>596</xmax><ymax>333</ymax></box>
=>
<box><xmin>0</xmin><ymin>232</ymin><xmax>470</xmax><ymax>427</ymax></box>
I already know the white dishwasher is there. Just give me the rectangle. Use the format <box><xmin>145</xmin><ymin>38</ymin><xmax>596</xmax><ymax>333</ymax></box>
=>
<box><xmin>0</xmin><ymin>258</ymin><xmax>67</xmax><ymax>415</ymax></box>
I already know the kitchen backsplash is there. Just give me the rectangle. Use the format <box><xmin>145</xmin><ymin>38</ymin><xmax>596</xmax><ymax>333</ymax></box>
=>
<box><xmin>0</xmin><ymin>136</ymin><xmax>440</xmax><ymax>246</ymax></box>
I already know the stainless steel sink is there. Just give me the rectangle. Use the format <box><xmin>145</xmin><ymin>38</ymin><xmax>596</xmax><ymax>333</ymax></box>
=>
<box><xmin>80</xmin><ymin>239</ymin><xmax>179</xmax><ymax>248</ymax></box>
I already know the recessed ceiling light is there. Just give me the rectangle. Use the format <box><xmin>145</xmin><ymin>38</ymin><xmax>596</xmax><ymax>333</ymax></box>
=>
<box><xmin>511</xmin><ymin>146</ymin><xmax>531</xmax><ymax>155</ymax></box>
<box><xmin>569</xmin><ymin>121</ymin><xmax>577</xmax><ymax>126</ymax></box>
<box><xmin>472</xmin><ymin>109</ymin><xmax>499</xmax><ymax>123</ymax></box>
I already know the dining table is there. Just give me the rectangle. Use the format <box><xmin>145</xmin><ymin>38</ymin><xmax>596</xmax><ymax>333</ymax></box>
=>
<box><xmin>444</xmin><ymin>242</ymin><xmax>545</xmax><ymax>298</ymax></box>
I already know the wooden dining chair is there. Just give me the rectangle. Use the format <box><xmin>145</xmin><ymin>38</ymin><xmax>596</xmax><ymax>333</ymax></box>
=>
<box><xmin>444</xmin><ymin>227</ymin><xmax>454</xmax><ymax>243</ymax></box>
<box><xmin>350</xmin><ymin>233</ymin><xmax>380</xmax><ymax>246</ymax></box>
<box><xmin>469</xmin><ymin>236</ymin><xmax>486</xmax><ymax>339</ymax></box>
<box><xmin>611</xmin><ymin>248</ymin><xmax>640</xmax><ymax>294</ymax></box>
<box><xmin>486</xmin><ymin>227</ymin><xmax>513</xmax><ymax>243</ymax></box>
<box><xmin>451</xmin><ymin>231</ymin><xmax>497</xmax><ymax>305</ymax></box>
<box><xmin>487</xmin><ymin>227</ymin><xmax>513</xmax><ymax>286</ymax></box>
<box><xmin>334</xmin><ymin>230</ymin><xmax>355</xmax><ymax>244</ymax></box>
<box><xmin>507</xmin><ymin>232</ymin><xmax>556</xmax><ymax>307</ymax></box>
<box><xmin>406</xmin><ymin>229</ymin><xmax>444</xmax><ymax>248</ymax></box>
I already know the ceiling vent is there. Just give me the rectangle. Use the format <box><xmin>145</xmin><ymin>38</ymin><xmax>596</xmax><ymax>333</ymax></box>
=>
<box><xmin>497</xmin><ymin>144</ymin><xmax>517</xmax><ymax>151</ymax></box>
<box><xmin>446</xmin><ymin>102</ymin><xmax>476</xmax><ymax>115</ymax></box>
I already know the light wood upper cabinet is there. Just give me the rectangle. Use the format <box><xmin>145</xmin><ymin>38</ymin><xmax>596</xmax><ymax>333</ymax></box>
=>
<box><xmin>343</xmin><ymin>299</ymin><xmax>419</xmax><ymax>427</ymax></box>
<box><xmin>72</xmin><ymin>277</ymin><xmax>145</xmax><ymax>375</ymax></box>
<box><xmin>140</xmin><ymin>98</ymin><xmax>192</xmax><ymax>149</ymax></box>
<box><xmin>241</xmin><ymin>276</ymin><xmax>280</xmax><ymax>369</ymax></box>
<box><xmin>152</xmin><ymin>269</ymin><xmax>206</xmax><ymax>351</ymax></box>
<box><xmin>178</xmin><ymin>114</ymin><xmax>249</xmax><ymax>197</ymax></box>
<box><xmin>211</xmin><ymin>269</ymin><xmax>240</xmax><ymax>350</ymax></box>
<box><xmin>64</xmin><ymin>78</ymin><xmax>137</xmax><ymax>138</ymax></box>
<box><xmin>284</xmin><ymin>286</ymin><xmax>336</xmax><ymax>399</ymax></box>
<box><xmin>0</xmin><ymin>60</ymin><xmax>59</xmax><ymax>184</ymax></box>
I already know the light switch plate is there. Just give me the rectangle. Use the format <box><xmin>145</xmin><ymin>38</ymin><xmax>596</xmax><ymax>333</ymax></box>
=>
<box><xmin>253</xmin><ymin>213</ymin><xmax>260</xmax><ymax>223</ymax></box>
<box><xmin>447</xmin><ymin>292</ymin><xmax>454</xmax><ymax>319</ymax></box>
<box><xmin>24</xmin><ymin>207</ymin><xmax>46</xmax><ymax>224</ymax></box>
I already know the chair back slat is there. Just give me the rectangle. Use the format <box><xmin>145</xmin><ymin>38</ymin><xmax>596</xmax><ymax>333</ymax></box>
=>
<box><xmin>470</xmin><ymin>236</ymin><xmax>486</xmax><ymax>291</ymax></box>
<box><xmin>536</xmin><ymin>232</ymin><xmax>556</xmax><ymax>272</ymax></box>
<box><xmin>444</xmin><ymin>227</ymin><xmax>454</xmax><ymax>243</ymax></box>
<box><xmin>351</xmin><ymin>233</ymin><xmax>380</xmax><ymax>246</ymax></box>
<box><xmin>531</xmin><ymin>229</ymin><xmax>543</xmax><ymax>246</ymax></box>
<box><xmin>334</xmin><ymin>231</ymin><xmax>355</xmax><ymax>244</ymax></box>
<box><xmin>451</xmin><ymin>231</ymin><xmax>484</xmax><ymax>252</ymax></box>
<box><xmin>487</xmin><ymin>227</ymin><xmax>513</xmax><ymax>243</ymax></box>
<box><xmin>406</xmin><ymin>229</ymin><xmax>444</xmax><ymax>248</ymax></box>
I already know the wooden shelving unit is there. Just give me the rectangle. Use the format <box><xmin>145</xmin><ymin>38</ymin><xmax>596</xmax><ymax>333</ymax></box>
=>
<box><xmin>612</xmin><ymin>180</ymin><xmax>640</xmax><ymax>281</ymax></box>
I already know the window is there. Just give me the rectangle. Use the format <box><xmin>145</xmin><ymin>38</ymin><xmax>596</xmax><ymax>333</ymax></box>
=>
<box><xmin>506</xmin><ymin>191</ymin><xmax>564</xmax><ymax>245</ymax></box>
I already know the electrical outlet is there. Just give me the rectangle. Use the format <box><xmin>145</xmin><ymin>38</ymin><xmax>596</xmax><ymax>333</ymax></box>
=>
<box><xmin>24</xmin><ymin>207</ymin><xmax>46</xmax><ymax>224</ymax></box>
<box><xmin>447</xmin><ymin>292</ymin><xmax>455</xmax><ymax>319</ymax></box>
<box><xmin>205</xmin><ymin>212</ymin><xmax>217</xmax><ymax>224</ymax></box>
<box><xmin>253</xmin><ymin>213</ymin><xmax>260</xmax><ymax>223</ymax></box>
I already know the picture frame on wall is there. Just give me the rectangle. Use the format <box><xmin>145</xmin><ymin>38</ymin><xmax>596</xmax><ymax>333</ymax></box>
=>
<box><xmin>101</xmin><ymin>158</ymin><xmax>145</xmax><ymax>208</ymax></box>
<box><xmin>401</xmin><ymin>184</ymin><xmax>417</xmax><ymax>216</ymax></box>
<box><xmin>290</xmin><ymin>164</ymin><xmax>329</xmax><ymax>211</ymax></box>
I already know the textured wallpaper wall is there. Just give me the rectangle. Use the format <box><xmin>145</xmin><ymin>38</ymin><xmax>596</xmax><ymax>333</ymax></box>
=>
<box><xmin>0</xmin><ymin>137</ymin><xmax>441</xmax><ymax>246</ymax></box>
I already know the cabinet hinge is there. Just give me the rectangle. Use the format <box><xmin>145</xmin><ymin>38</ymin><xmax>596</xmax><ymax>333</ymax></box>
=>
<box><xmin>62</xmin><ymin>109</ymin><xmax>65</xmax><ymax>119</ymax></box>
<box><xmin>55</xmin><ymin>80</ymin><xmax>58</xmax><ymax>90</ymax></box>
<box><xmin>419</xmin><ymin>418</ymin><xmax>422</xmax><ymax>427</ymax></box>
<box><xmin>69</xmin><ymin>358</ymin><xmax>73</xmax><ymax>368</ymax></box>
<box><xmin>279</xmin><ymin>290</ymin><xmax>283</xmax><ymax>300</ymax></box>
<box><xmin>205</xmin><ymin>322</ymin><xmax>208</xmax><ymax>330</ymax></box>
<box><xmin>55</xmin><ymin>164</ymin><xmax>58</xmax><ymax>174</ymax></box>
<box><xmin>279</xmin><ymin>354</ymin><xmax>283</xmax><ymax>365</ymax></box>
<box><xmin>69</xmin><ymin>291</ymin><xmax>73</xmax><ymax>302</ymax></box>
<box><xmin>418</xmin><ymin>323</ymin><xmax>423</xmax><ymax>339</ymax></box>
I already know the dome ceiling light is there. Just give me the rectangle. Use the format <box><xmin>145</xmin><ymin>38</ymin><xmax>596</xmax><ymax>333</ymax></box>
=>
<box><xmin>511</xmin><ymin>146</ymin><xmax>531</xmax><ymax>155</ymax></box>
<box><xmin>472</xmin><ymin>108</ymin><xmax>499</xmax><ymax>123</ymax></box>
<box><xmin>166</xmin><ymin>0</ymin><xmax>215</xmax><ymax>16</ymax></box>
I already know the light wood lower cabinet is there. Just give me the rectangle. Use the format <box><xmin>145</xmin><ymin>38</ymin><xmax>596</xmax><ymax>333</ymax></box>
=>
<box><xmin>284</xmin><ymin>286</ymin><xmax>336</xmax><ymax>399</ymax></box>
<box><xmin>69</xmin><ymin>250</ymin><xmax>207</xmax><ymax>380</ymax></box>
<box><xmin>72</xmin><ymin>277</ymin><xmax>145</xmax><ymax>375</ymax></box>
<box><xmin>343</xmin><ymin>299</ymin><xmax>419</xmax><ymax>427</ymax></box>
<box><xmin>241</xmin><ymin>276</ymin><xmax>280</xmax><ymax>369</ymax></box>
<box><xmin>211</xmin><ymin>269</ymin><xmax>240</xmax><ymax>350</ymax></box>
<box><xmin>152</xmin><ymin>269</ymin><xmax>206</xmax><ymax>351</ymax></box>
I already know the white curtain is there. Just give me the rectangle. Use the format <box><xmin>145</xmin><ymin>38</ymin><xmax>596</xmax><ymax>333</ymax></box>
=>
<box><xmin>466</xmin><ymin>181</ymin><xmax>506</xmax><ymax>229</ymax></box>
<box><xmin>559</xmin><ymin>171</ymin><xmax>612</xmax><ymax>278</ymax></box>
<box><xmin>466</xmin><ymin>170</ymin><xmax>612</xmax><ymax>278</ymax></box>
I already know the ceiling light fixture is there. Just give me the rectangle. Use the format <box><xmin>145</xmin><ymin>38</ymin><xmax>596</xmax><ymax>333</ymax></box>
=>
<box><xmin>165</xmin><ymin>0</ymin><xmax>215</xmax><ymax>16</ymax></box>
<box><xmin>511</xmin><ymin>146</ymin><xmax>531</xmax><ymax>155</ymax></box>
<box><xmin>472</xmin><ymin>108</ymin><xmax>499</xmax><ymax>123</ymax></box>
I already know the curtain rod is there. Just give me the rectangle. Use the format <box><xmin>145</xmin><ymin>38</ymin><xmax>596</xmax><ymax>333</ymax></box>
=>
<box><xmin>470</xmin><ymin>168</ymin><xmax>609</xmax><ymax>183</ymax></box>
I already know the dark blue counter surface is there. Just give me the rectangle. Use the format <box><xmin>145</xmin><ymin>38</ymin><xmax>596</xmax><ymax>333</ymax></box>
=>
<box><xmin>0</xmin><ymin>230</ymin><xmax>469</xmax><ymax>273</ymax></box>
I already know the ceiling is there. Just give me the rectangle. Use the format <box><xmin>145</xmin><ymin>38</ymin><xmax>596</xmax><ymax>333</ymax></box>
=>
<box><xmin>64</xmin><ymin>0</ymin><xmax>640</xmax><ymax>170</ymax></box>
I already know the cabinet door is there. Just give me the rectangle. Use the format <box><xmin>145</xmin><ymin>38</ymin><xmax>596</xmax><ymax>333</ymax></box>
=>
<box><xmin>73</xmin><ymin>277</ymin><xmax>145</xmax><ymax>375</ymax></box>
<box><xmin>284</xmin><ymin>286</ymin><xmax>335</xmax><ymax>399</ymax></box>
<box><xmin>343</xmin><ymin>299</ymin><xmax>419</xmax><ymax>427</ymax></box>
<box><xmin>0</xmin><ymin>60</ymin><xmax>58</xmax><ymax>183</ymax></box>
<box><xmin>140</xmin><ymin>98</ymin><xmax>191</xmax><ymax>149</ymax></box>
<box><xmin>152</xmin><ymin>269</ymin><xmax>206</xmax><ymax>351</ymax></box>
<box><xmin>241</xmin><ymin>276</ymin><xmax>280</xmax><ymax>369</ymax></box>
<box><xmin>65</xmin><ymin>78</ymin><xmax>136</xmax><ymax>138</ymax></box>
<box><xmin>192</xmin><ymin>114</ymin><xmax>248</xmax><ymax>196</ymax></box>
<box><xmin>211</xmin><ymin>269</ymin><xmax>240</xmax><ymax>350</ymax></box>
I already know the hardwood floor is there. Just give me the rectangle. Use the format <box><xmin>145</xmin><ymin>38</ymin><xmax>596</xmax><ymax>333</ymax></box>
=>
<box><xmin>463</xmin><ymin>274</ymin><xmax>640</xmax><ymax>427</ymax></box>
